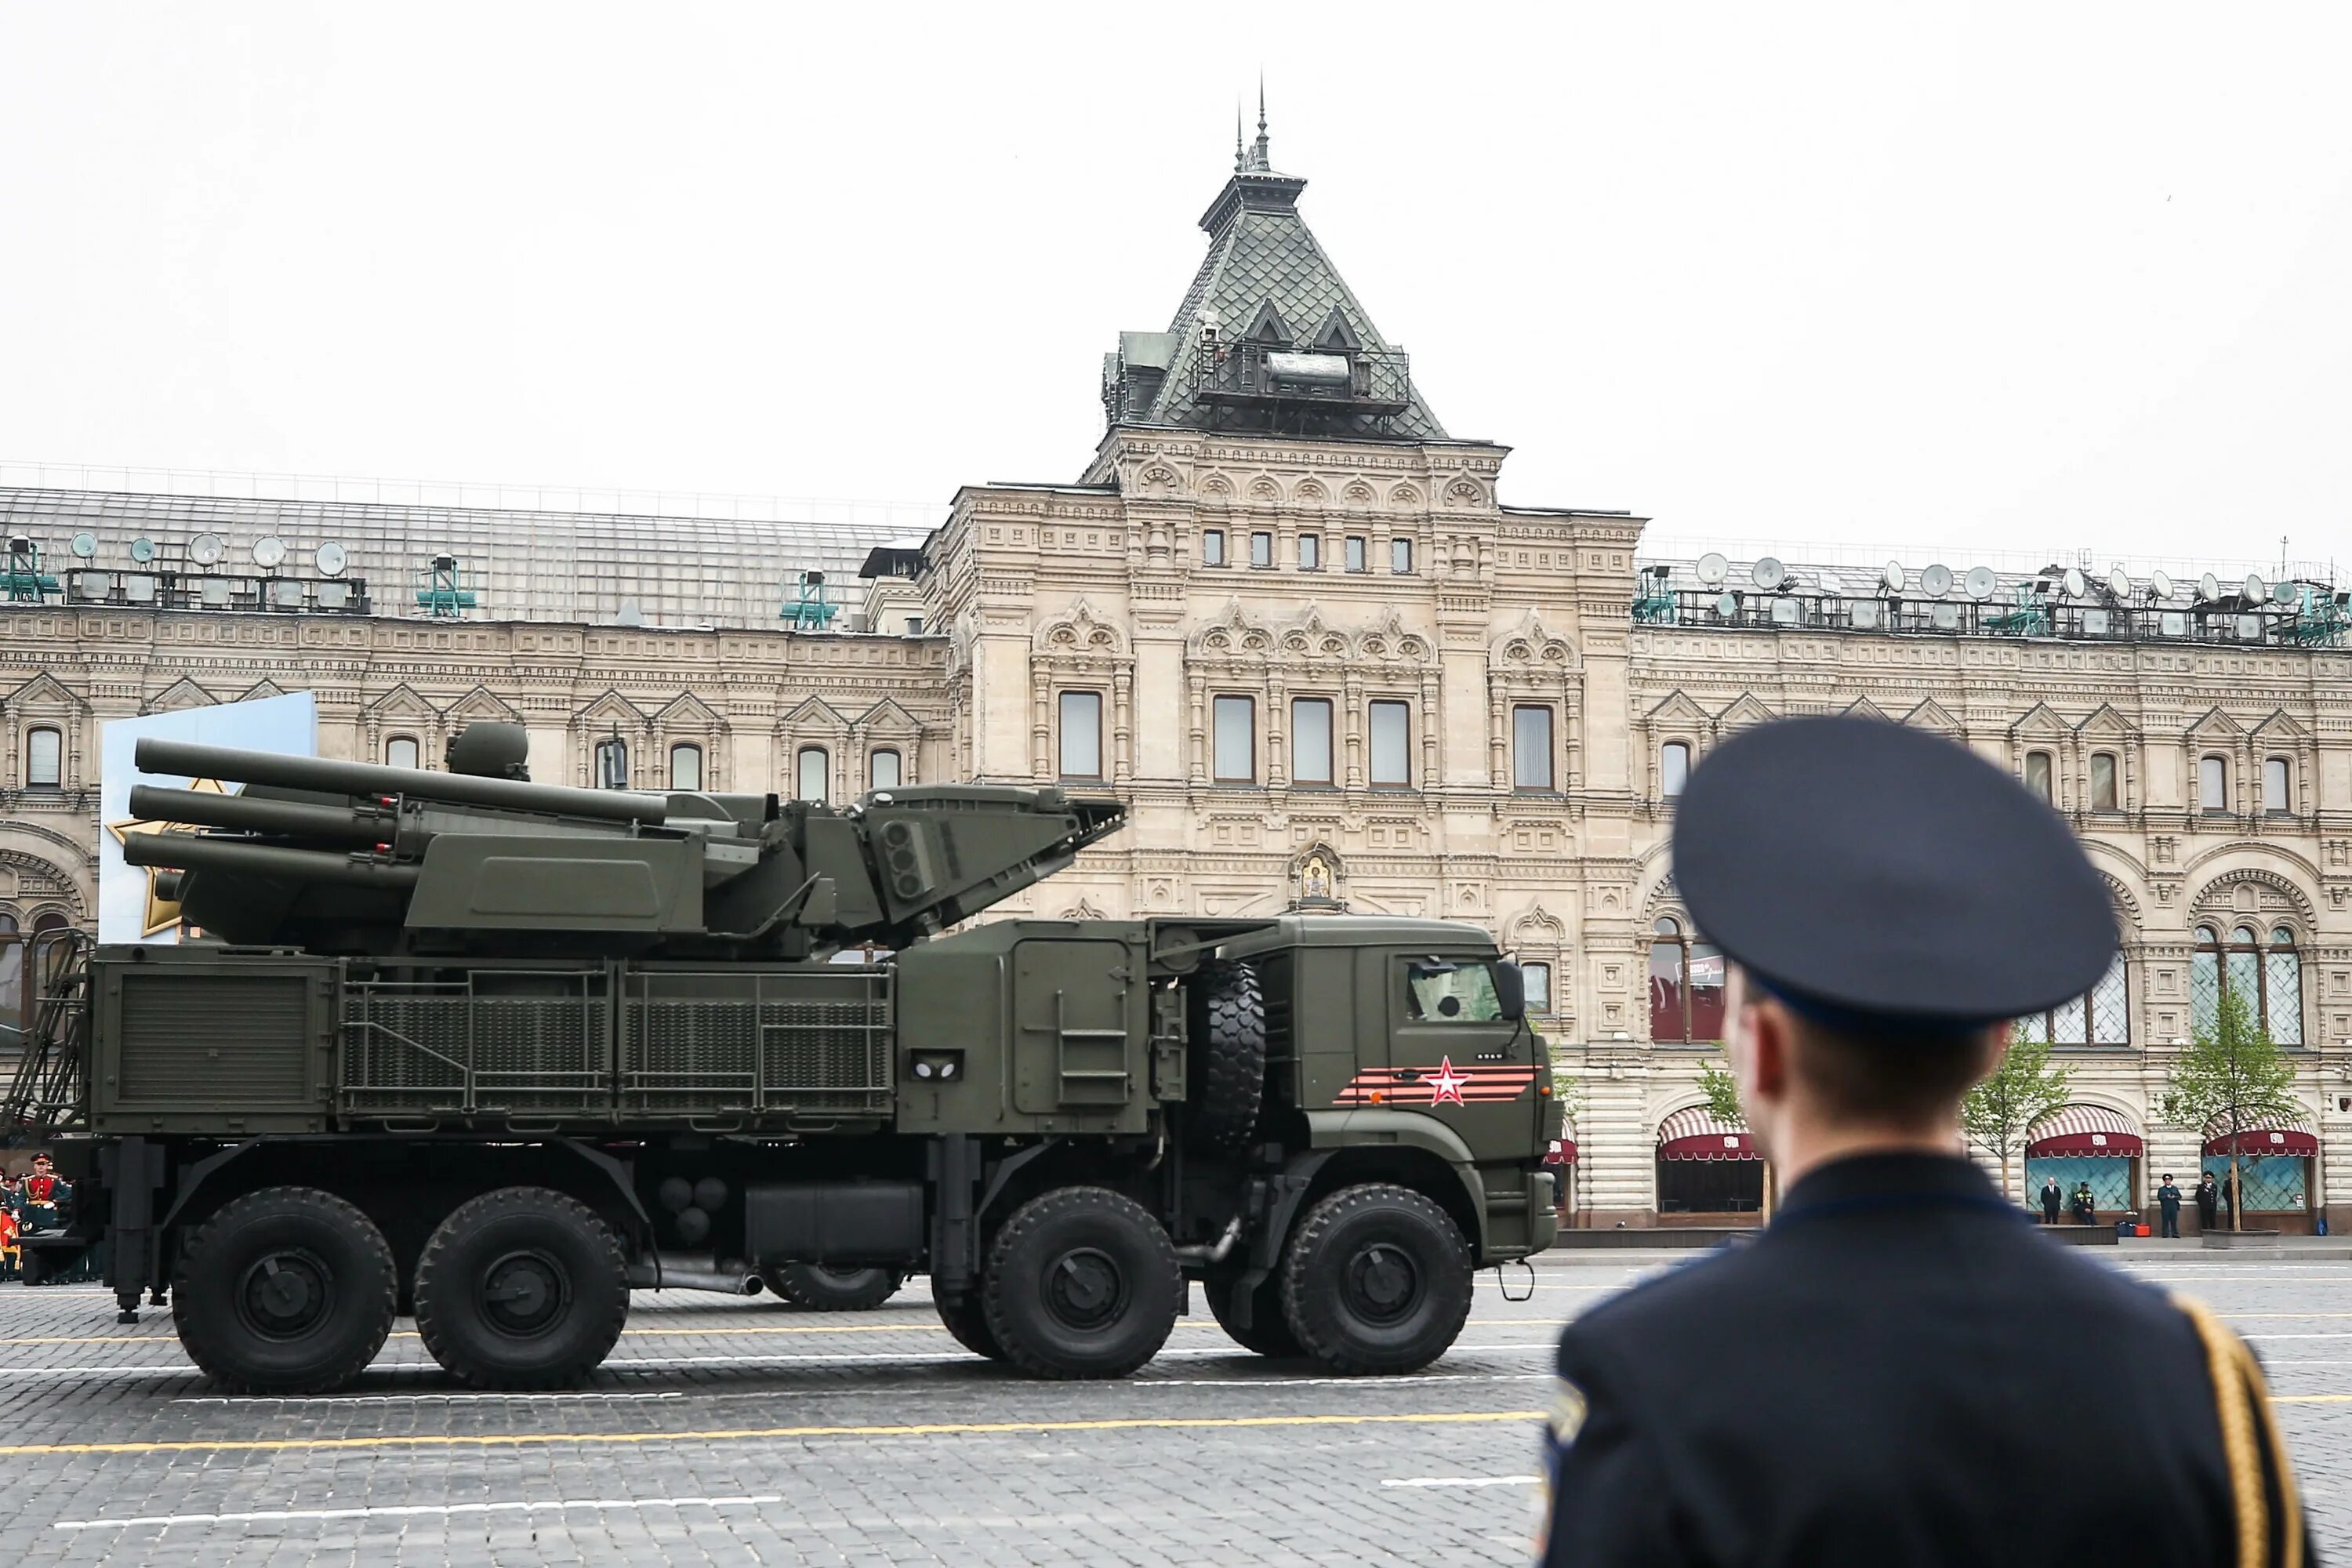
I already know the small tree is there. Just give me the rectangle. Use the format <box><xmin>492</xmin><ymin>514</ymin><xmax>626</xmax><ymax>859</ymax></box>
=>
<box><xmin>2160</xmin><ymin>989</ymin><xmax>2301</xmax><ymax>1232</ymax></box>
<box><xmin>1697</xmin><ymin>1048</ymin><xmax>1744</xmax><ymax>1128</ymax></box>
<box><xmin>1962</xmin><ymin>1029</ymin><xmax>2074</xmax><ymax>1203</ymax></box>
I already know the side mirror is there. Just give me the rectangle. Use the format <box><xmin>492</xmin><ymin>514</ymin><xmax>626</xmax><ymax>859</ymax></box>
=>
<box><xmin>1493</xmin><ymin>960</ymin><xmax>1526</xmax><ymax>1021</ymax></box>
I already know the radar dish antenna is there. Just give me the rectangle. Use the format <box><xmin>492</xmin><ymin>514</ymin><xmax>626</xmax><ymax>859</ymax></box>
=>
<box><xmin>2272</xmin><ymin>579</ymin><xmax>2300</xmax><ymax>608</ymax></box>
<box><xmin>1714</xmin><ymin>591</ymin><xmax>1739</xmax><ymax>618</ymax></box>
<box><xmin>2107</xmin><ymin>565</ymin><xmax>2132</xmax><ymax>599</ymax></box>
<box><xmin>2244</xmin><ymin>573</ymin><xmax>2267</xmax><ymax>604</ymax></box>
<box><xmin>2062</xmin><ymin>567</ymin><xmax>2086</xmax><ymax>598</ymax></box>
<box><xmin>1751</xmin><ymin>557</ymin><xmax>1787</xmax><ymax>591</ymax></box>
<box><xmin>68</xmin><ymin>532</ymin><xmax>96</xmax><ymax>559</ymax></box>
<box><xmin>1694</xmin><ymin>552</ymin><xmax>1728</xmax><ymax>586</ymax></box>
<box><xmin>1962</xmin><ymin>566</ymin><xmax>1998</xmax><ymax>601</ymax></box>
<box><xmin>2150</xmin><ymin>569</ymin><xmax>2175</xmax><ymax>601</ymax></box>
<box><xmin>314</xmin><ymin>539</ymin><xmax>348</xmax><ymax>578</ymax></box>
<box><xmin>1920</xmin><ymin>563</ymin><xmax>1954</xmax><ymax>598</ymax></box>
<box><xmin>189</xmin><ymin>532</ymin><xmax>223</xmax><ymax>567</ymax></box>
<box><xmin>2198</xmin><ymin>572</ymin><xmax>2220</xmax><ymax>601</ymax></box>
<box><xmin>129</xmin><ymin>537</ymin><xmax>157</xmax><ymax>564</ymax></box>
<box><xmin>1882</xmin><ymin>560</ymin><xmax>1906</xmax><ymax>593</ymax></box>
<box><xmin>252</xmin><ymin>535</ymin><xmax>288</xmax><ymax>570</ymax></box>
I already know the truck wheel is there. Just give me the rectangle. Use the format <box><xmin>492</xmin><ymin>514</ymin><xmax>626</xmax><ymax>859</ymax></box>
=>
<box><xmin>764</xmin><ymin>1264</ymin><xmax>906</xmax><ymax>1311</ymax></box>
<box><xmin>982</xmin><ymin>1187</ymin><xmax>1179</xmax><ymax>1379</ymax></box>
<box><xmin>1202</xmin><ymin>1269</ymin><xmax>1303</xmax><ymax>1358</ymax></box>
<box><xmin>413</xmin><ymin>1187</ymin><xmax>628</xmax><ymax>1388</ymax></box>
<box><xmin>170</xmin><ymin>1186</ymin><xmax>397</xmax><ymax>1395</ymax></box>
<box><xmin>1188</xmin><ymin>960</ymin><xmax>1267</xmax><ymax>1150</ymax></box>
<box><xmin>1279</xmin><ymin>1184</ymin><xmax>1472</xmax><ymax>1375</ymax></box>
<box><xmin>932</xmin><ymin>1275</ymin><xmax>1007</xmax><ymax>1362</ymax></box>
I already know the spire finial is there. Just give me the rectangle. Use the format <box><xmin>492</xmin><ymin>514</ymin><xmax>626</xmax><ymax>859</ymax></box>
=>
<box><xmin>1248</xmin><ymin>74</ymin><xmax>1272</xmax><ymax>172</ymax></box>
<box><xmin>1235</xmin><ymin>99</ymin><xmax>1245</xmax><ymax>172</ymax></box>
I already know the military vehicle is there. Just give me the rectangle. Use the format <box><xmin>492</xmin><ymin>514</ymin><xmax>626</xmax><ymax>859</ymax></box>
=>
<box><xmin>5</xmin><ymin>722</ymin><xmax>1557</xmax><ymax>1393</ymax></box>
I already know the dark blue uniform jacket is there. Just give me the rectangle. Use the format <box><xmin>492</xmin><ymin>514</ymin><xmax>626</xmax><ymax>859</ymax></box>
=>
<box><xmin>1539</xmin><ymin>1152</ymin><xmax>2310</xmax><ymax>1566</ymax></box>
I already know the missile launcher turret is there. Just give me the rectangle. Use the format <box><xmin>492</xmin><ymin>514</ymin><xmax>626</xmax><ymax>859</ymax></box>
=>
<box><xmin>122</xmin><ymin>722</ymin><xmax>1123</xmax><ymax>958</ymax></box>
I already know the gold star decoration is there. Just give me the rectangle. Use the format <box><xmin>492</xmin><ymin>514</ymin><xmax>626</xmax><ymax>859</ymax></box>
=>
<box><xmin>107</xmin><ymin>778</ymin><xmax>230</xmax><ymax>938</ymax></box>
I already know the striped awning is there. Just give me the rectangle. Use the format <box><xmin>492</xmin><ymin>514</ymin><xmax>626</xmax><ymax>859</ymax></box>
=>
<box><xmin>2203</xmin><ymin>1109</ymin><xmax>2318</xmax><ymax>1159</ymax></box>
<box><xmin>2026</xmin><ymin>1105</ymin><xmax>2143</xmax><ymax>1159</ymax></box>
<box><xmin>1657</xmin><ymin>1105</ymin><xmax>1758</xmax><ymax>1162</ymax></box>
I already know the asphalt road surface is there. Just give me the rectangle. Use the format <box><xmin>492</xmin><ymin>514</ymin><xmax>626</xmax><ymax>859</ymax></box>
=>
<box><xmin>0</xmin><ymin>1256</ymin><xmax>2342</xmax><ymax>1565</ymax></box>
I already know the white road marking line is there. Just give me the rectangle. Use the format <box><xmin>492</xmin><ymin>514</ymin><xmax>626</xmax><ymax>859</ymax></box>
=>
<box><xmin>56</xmin><ymin>1494</ymin><xmax>785</xmax><ymax>1531</ymax></box>
<box><xmin>1381</xmin><ymin>1475</ymin><xmax>1542</xmax><ymax>1489</ymax></box>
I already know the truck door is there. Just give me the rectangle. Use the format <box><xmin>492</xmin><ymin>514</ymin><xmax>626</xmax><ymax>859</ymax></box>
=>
<box><xmin>1381</xmin><ymin>954</ymin><xmax>1540</xmax><ymax>1159</ymax></box>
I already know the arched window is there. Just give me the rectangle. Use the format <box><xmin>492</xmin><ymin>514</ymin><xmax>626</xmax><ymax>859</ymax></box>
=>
<box><xmin>1649</xmin><ymin>917</ymin><xmax>1725</xmax><ymax>1043</ymax></box>
<box><xmin>593</xmin><ymin>735</ymin><xmax>629</xmax><ymax>790</ymax></box>
<box><xmin>2199</xmin><ymin>755</ymin><xmax>2227</xmax><ymax>814</ymax></box>
<box><xmin>2194</xmin><ymin>923</ymin><xmax>2302</xmax><ymax>1044</ymax></box>
<box><xmin>869</xmin><ymin>749</ymin><xmax>902</xmax><ymax>790</ymax></box>
<box><xmin>1661</xmin><ymin>742</ymin><xmax>1691</xmax><ymax>799</ymax></box>
<box><xmin>385</xmin><ymin>736</ymin><xmax>420</xmax><ymax>771</ymax></box>
<box><xmin>2089</xmin><ymin>752</ymin><xmax>2118</xmax><ymax>812</ymax></box>
<box><xmin>0</xmin><ymin>912</ymin><xmax>19</xmax><ymax>1019</ymax></box>
<box><xmin>796</xmin><ymin>746</ymin><xmax>829</xmax><ymax>803</ymax></box>
<box><xmin>668</xmin><ymin>742</ymin><xmax>703</xmax><ymax>792</ymax></box>
<box><xmin>2263</xmin><ymin>757</ymin><xmax>2291</xmax><ymax>815</ymax></box>
<box><xmin>24</xmin><ymin>726</ymin><xmax>61</xmax><ymax>789</ymax></box>
<box><xmin>2024</xmin><ymin>750</ymin><xmax>2053</xmax><ymax>804</ymax></box>
<box><xmin>2016</xmin><ymin>952</ymin><xmax>2129</xmax><ymax>1046</ymax></box>
<box><xmin>1521</xmin><ymin>961</ymin><xmax>1553</xmax><ymax>1016</ymax></box>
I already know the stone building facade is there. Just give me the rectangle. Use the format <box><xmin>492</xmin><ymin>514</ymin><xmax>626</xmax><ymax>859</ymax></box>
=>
<box><xmin>4</xmin><ymin>129</ymin><xmax>2347</xmax><ymax>1229</ymax></box>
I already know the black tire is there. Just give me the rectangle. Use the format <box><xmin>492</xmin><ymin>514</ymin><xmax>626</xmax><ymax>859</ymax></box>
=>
<box><xmin>932</xmin><ymin>1273</ymin><xmax>1007</xmax><ymax>1362</ymax></box>
<box><xmin>170</xmin><ymin>1185</ymin><xmax>397</xmax><ymax>1395</ymax></box>
<box><xmin>982</xmin><ymin>1186</ymin><xmax>1180</xmax><ymax>1379</ymax></box>
<box><xmin>413</xmin><ymin>1186</ymin><xmax>628</xmax><ymax>1388</ymax></box>
<box><xmin>1279</xmin><ymin>1183</ymin><xmax>1473</xmax><ymax>1375</ymax></box>
<box><xmin>1187</xmin><ymin>960</ymin><xmax>1267</xmax><ymax>1150</ymax></box>
<box><xmin>764</xmin><ymin>1263</ymin><xmax>906</xmax><ymax>1312</ymax></box>
<box><xmin>1202</xmin><ymin>1268</ymin><xmax>1304</xmax><ymax>1358</ymax></box>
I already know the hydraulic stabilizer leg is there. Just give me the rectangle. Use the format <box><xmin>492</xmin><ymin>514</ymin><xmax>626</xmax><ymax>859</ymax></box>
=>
<box><xmin>104</xmin><ymin>1138</ymin><xmax>160</xmax><ymax>1324</ymax></box>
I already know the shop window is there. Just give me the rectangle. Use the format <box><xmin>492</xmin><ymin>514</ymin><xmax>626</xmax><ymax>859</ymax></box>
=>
<box><xmin>2200</xmin><ymin>1152</ymin><xmax>2312</xmax><ymax>1214</ymax></box>
<box><xmin>796</xmin><ymin>746</ymin><xmax>829</xmax><ymax>803</ymax></box>
<box><xmin>1345</xmin><ymin>536</ymin><xmax>1367</xmax><ymax>573</ymax></box>
<box><xmin>2194</xmin><ymin>924</ymin><xmax>2301</xmax><ymax>1044</ymax></box>
<box><xmin>1522</xmin><ymin>960</ymin><xmax>1553</xmax><ymax>1015</ymax></box>
<box><xmin>1391</xmin><ymin>539</ymin><xmax>1414</xmax><ymax>574</ymax></box>
<box><xmin>24</xmin><ymin>726</ymin><xmax>61</xmax><ymax>789</ymax></box>
<box><xmin>1368</xmin><ymin>701</ymin><xmax>1410</xmax><ymax>787</ymax></box>
<box><xmin>1513</xmin><ymin>706</ymin><xmax>1554</xmax><ymax>790</ymax></box>
<box><xmin>1202</xmin><ymin>529</ymin><xmax>1225</xmax><ymax>567</ymax></box>
<box><xmin>669</xmin><ymin>742</ymin><xmax>703</xmax><ymax>792</ymax></box>
<box><xmin>1059</xmin><ymin>691</ymin><xmax>1103</xmax><ymax>779</ymax></box>
<box><xmin>2263</xmin><ymin>757</ymin><xmax>2291</xmax><ymax>815</ymax></box>
<box><xmin>1650</xmin><ymin>917</ymin><xmax>1725</xmax><ymax>1043</ymax></box>
<box><xmin>1213</xmin><ymin>696</ymin><xmax>1255</xmax><ymax>782</ymax></box>
<box><xmin>386</xmin><ymin>735</ymin><xmax>420</xmax><ymax>772</ymax></box>
<box><xmin>869</xmin><ymin>749</ymin><xmax>902</xmax><ymax>789</ymax></box>
<box><xmin>1250</xmin><ymin>532</ymin><xmax>1273</xmax><ymax>568</ymax></box>
<box><xmin>1290</xmin><ymin>698</ymin><xmax>1334</xmax><ymax>786</ymax></box>
<box><xmin>1661</xmin><ymin>741</ymin><xmax>1691</xmax><ymax>798</ymax></box>
<box><xmin>593</xmin><ymin>736</ymin><xmax>629</xmax><ymax>790</ymax></box>
<box><xmin>2200</xmin><ymin>755</ymin><xmax>2227</xmax><ymax>814</ymax></box>
<box><xmin>2024</xmin><ymin>750</ymin><xmax>2053</xmax><ymax>804</ymax></box>
<box><xmin>1298</xmin><ymin>535</ymin><xmax>1321</xmax><ymax>571</ymax></box>
<box><xmin>2090</xmin><ymin>752</ymin><xmax>2118</xmax><ymax>811</ymax></box>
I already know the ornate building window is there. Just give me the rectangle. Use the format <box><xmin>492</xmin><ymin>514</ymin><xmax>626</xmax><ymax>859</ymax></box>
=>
<box><xmin>24</xmin><ymin>726</ymin><xmax>61</xmax><ymax>789</ymax></box>
<box><xmin>1290</xmin><ymin>698</ymin><xmax>1334</xmax><ymax>786</ymax></box>
<box><xmin>1368</xmin><ymin>700</ymin><xmax>1410</xmax><ymax>787</ymax></box>
<box><xmin>1522</xmin><ymin>960</ymin><xmax>1553</xmax><ymax>1016</ymax></box>
<box><xmin>1298</xmin><ymin>535</ymin><xmax>1321</xmax><ymax>571</ymax></box>
<box><xmin>2263</xmin><ymin>757</ymin><xmax>2291</xmax><ymax>815</ymax></box>
<box><xmin>2199</xmin><ymin>755</ymin><xmax>2227</xmax><ymax>814</ymax></box>
<box><xmin>1213</xmin><ymin>696</ymin><xmax>1255</xmax><ymax>782</ymax></box>
<box><xmin>669</xmin><ymin>742</ymin><xmax>702</xmax><ymax>792</ymax></box>
<box><xmin>796</xmin><ymin>746</ymin><xmax>829</xmax><ymax>803</ymax></box>
<box><xmin>2090</xmin><ymin>752</ymin><xmax>2118</xmax><ymax>811</ymax></box>
<box><xmin>2024</xmin><ymin>750</ymin><xmax>2053</xmax><ymax>804</ymax></box>
<box><xmin>1058</xmin><ymin>691</ymin><xmax>1103</xmax><ymax>779</ymax></box>
<box><xmin>2016</xmin><ymin>953</ymin><xmax>2129</xmax><ymax>1046</ymax></box>
<box><xmin>1249</xmin><ymin>531</ymin><xmax>1273</xmax><ymax>568</ymax></box>
<box><xmin>2193</xmin><ymin>924</ymin><xmax>2302</xmax><ymax>1044</ymax></box>
<box><xmin>1650</xmin><ymin>917</ymin><xmax>1726</xmax><ymax>1043</ymax></box>
<box><xmin>1201</xmin><ymin>529</ymin><xmax>1225</xmax><ymax>566</ymax></box>
<box><xmin>869</xmin><ymin>749</ymin><xmax>902</xmax><ymax>789</ymax></box>
<box><xmin>1391</xmin><ymin>538</ymin><xmax>1414</xmax><ymax>574</ymax></box>
<box><xmin>1513</xmin><ymin>706</ymin><xmax>1554</xmax><ymax>790</ymax></box>
<box><xmin>593</xmin><ymin>736</ymin><xmax>629</xmax><ymax>790</ymax></box>
<box><xmin>1345</xmin><ymin>536</ymin><xmax>1367</xmax><ymax>573</ymax></box>
<box><xmin>385</xmin><ymin>735</ymin><xmax>420</xmax><ymax>771</ymax></box>
<box><xmin>1661</xmin><ymin>741</ymin><xmax>1691</xmax><ymax>799</ymax></box>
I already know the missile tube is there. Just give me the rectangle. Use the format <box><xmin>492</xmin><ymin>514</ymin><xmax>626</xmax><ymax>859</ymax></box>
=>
<box><xmin>132</xmin><ymin>738</ymin><xmax>668</xmax><ymax>826</ymax></box>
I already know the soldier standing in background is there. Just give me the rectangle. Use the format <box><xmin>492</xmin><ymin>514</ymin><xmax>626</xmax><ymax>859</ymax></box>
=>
<box><xmin>1536</xmin><ymin>717</ymin><xmax>2307</xmax><ymax>1567</ymax></box>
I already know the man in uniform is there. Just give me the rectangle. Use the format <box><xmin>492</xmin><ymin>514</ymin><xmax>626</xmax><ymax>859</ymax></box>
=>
<box><xmin>1537</xmin><ymin>717</ymin><xmax>2308</xmax><ymax>1566</ymax></box>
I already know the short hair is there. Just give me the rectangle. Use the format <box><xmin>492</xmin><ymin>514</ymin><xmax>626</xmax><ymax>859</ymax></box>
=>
<box><xmin>1787</xmin><ymin>1014</ymin><xmax>1992</xmax><ymax>1123</ymax></box>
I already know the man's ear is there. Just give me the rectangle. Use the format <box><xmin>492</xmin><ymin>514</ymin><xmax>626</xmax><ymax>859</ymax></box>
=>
<box><xmin>1744</xmin><ymin>994</ymin><xmax>1794</xmax><ymax>1102</ymax></box>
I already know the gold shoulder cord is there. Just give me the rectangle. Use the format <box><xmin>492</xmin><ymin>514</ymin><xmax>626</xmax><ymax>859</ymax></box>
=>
<box><xmin>2176</xmin><ymin>1294</ymin><xmax>2304</xmax><ymax>1568</ymax></box>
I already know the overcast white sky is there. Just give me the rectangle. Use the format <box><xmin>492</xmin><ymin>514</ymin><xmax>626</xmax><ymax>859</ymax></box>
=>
<box><xmin>2</xmin><ymin>5</ymin><xmax>2347</xmax><ymax>570</ymax></box>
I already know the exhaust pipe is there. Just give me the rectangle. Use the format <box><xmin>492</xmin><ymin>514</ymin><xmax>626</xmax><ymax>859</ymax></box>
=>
<box><xmin>626</xmin><ymin>1262</ymin><xmax>764</xmax><ymax>1295</ymax></box>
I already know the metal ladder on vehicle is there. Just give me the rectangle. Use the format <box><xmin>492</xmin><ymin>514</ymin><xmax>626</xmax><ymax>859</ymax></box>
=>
<box><xmin>0</xmin><ymin>930</ymin><xmax>93</xmax><ymax>1142</ymax></box>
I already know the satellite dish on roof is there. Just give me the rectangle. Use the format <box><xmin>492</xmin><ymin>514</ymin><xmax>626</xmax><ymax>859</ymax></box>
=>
<box><xmin>1714</xmin><ymin>591</ymin><xmax>1739</xmax><ymax>617</ymax></box>
<box><xmin>1963</xmin><ymin>566</ymin><xmax>1998</xmax><ymax>601</ymax></box>
<box><xmin>2273</xmin><ymin>579</ymin><xmax>2300</xmax><ymax>608</ymax></box>
<box><xmin>129</xmin><ymin>537</ymin><xmax>157</xmax><ymax>564</ymax></box>
<box><xmin>252</xmin><ymin>535</ymin><xmax>288</xmax><ymax>570</ymax></box>
<box><xmin>2107</xmin><ymin>566</ymin><xmax>2132</xmax><ymax>598</ymax></box>
<box><xmin>2062</xmin><ymin>567</ymin><xmax>2086</xmax><ymax>598</ymax></box>
<box><xmin>2198</xmin><ymin>572</ymin><xmax>2220</xmax><ymax>601</ymax></box>
<box><xmin>189</xmin><ymin>532</ymin><xmax>223</xmax><ymax>567</ymax></box>
<box><xmin>1882</xmin><ymin>561</ymin><xmax>1906</xmax><ymax>593</ymax></box>
<box><xmin>68</xmin><ymin>532</ymin><xmax>96</xmax><ymax>559</ymax></box>
<box><xmin>1921</xmin><ymin>563</ymin><xmax>1954</xmax><ymax>598</ymax></box>
<box><xmin>2151</xmin><ymin>570</ymin><xmax>2175</xmax><ymax>601</ymax></box>
<box><xmin>1751</xmin><ymin>557</ymin><xmax>1787</xmax><ymax>591</ymax></box>
<box><xmin>1695</xmin><ymin>552</ymin><xmax>1728</xmax><ymax>586</ymax></box>
<box><xmin>314</xmin><ymin>539</ymin><xmax>348</xmax><ymax>577</ymax></box>
<box><xmin>2244</xmin><ymin>573</ymin><xmax>2267</xmax><ymax>603</ymax></box>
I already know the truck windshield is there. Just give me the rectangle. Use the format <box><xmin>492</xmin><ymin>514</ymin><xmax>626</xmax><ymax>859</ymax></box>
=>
<box><xmin>1405</xmin><ymin>960</ymin><xmax>1504</xmax><ymax>1022</ymax></box>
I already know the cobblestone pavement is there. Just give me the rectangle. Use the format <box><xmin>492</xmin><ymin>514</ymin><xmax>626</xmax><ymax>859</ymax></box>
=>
<box><xmin>0</xmin><ymin>1256</ymin><xmax>2339</xmax><ymax>1565</ymax></box>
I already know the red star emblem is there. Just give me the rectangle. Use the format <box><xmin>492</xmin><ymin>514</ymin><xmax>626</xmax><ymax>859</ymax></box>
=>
<box><xmin>1428</xmin><ymin>1056</ymin><xmax>1468</xmax><ymax>1105</ymax></box>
